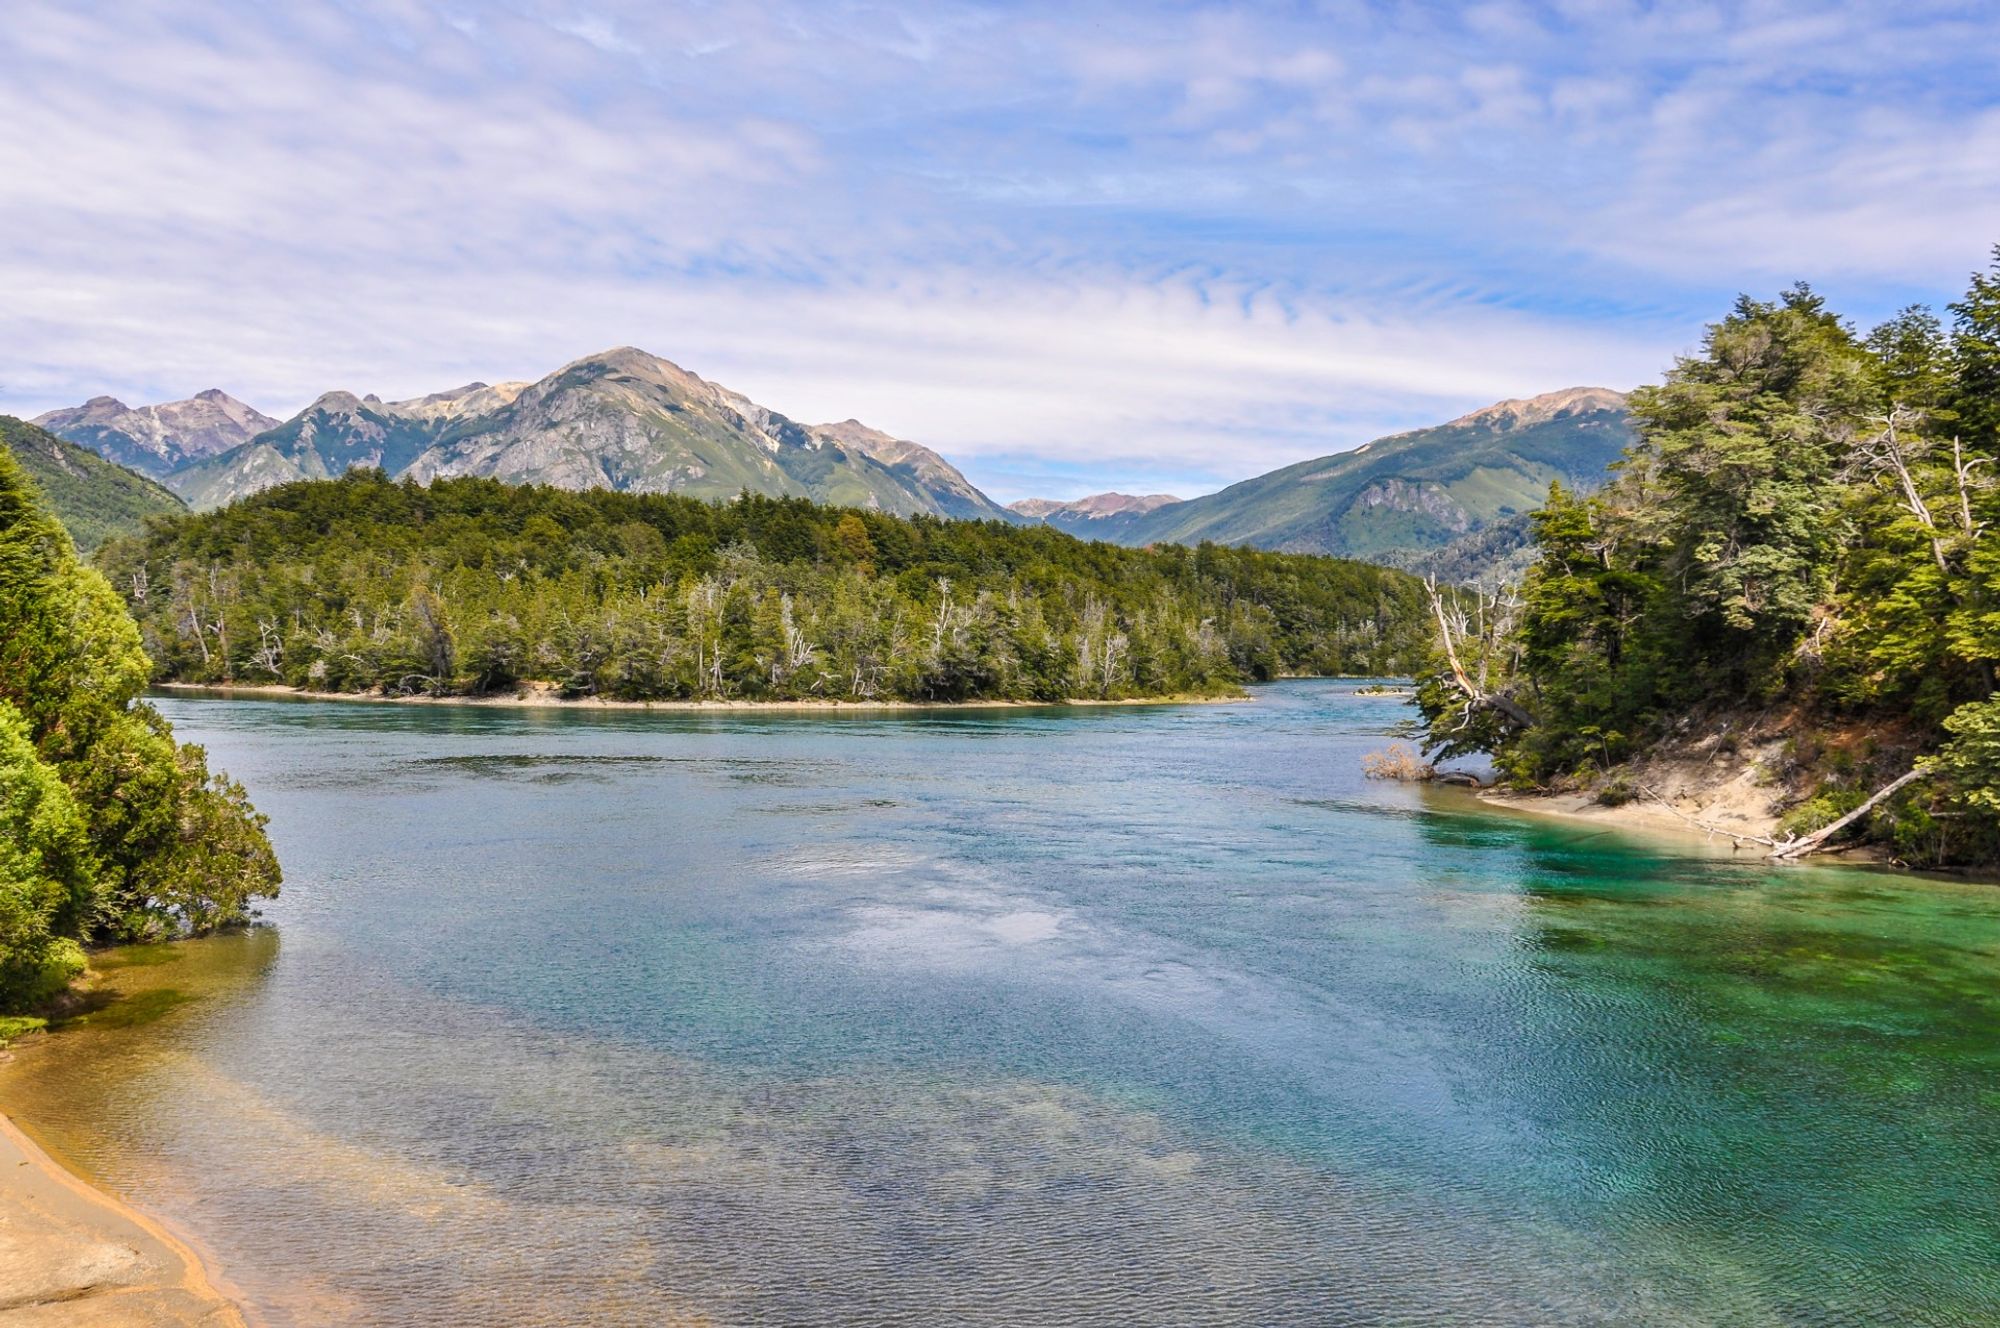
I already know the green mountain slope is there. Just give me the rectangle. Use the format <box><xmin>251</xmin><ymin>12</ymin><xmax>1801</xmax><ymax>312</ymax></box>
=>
<box><xmin>0</xmin><ymin>414</ymin><xmax>186</xmax><ymax>550</ymax></box>
<box><xmin>1117</xmin><ymin>388</ymin><xmax>1632</xmax><ymax>560</ymax></box>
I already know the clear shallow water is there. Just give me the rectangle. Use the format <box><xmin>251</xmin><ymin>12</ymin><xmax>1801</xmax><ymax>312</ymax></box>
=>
<box><xmin>2</xmin><ymin>683</ymin><xmax>1997</xmax><ymax>1326</ymax></box>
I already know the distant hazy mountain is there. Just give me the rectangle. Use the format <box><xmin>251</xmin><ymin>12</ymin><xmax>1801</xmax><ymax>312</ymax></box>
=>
<box><xmin>1104</xmin><ymin>388</ymin><xmax>1632</xmax><ymax>562</ymax></box>
<box><xmin>1009</xmin><ymin>492</ymin><xmax>1183</xmax><ymax>539</ymax></box>
<box><xmin>1</xmin><ymin>414</ymin><xmax>185</xmax><ymax>550</ymax></box>
<box><xmin>32</xmin><ymin>389</ymin><xmax>278</xmax><ymax>479</ymax></box>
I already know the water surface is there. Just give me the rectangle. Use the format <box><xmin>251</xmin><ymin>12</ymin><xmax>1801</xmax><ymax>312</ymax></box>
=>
<box><xmin>3</xmin><ymin>684</ymin><xmax>1996</xmax><ymax>1325</ymax></box>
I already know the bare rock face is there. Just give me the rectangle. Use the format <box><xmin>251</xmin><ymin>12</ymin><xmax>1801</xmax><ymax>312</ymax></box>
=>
<box><xmin>1351</xmin><ymin>478</ymin><xmax>1473</xmax><ymax>533</ymax></box>
<box><xmin>398</xmin><ymin>348</ymin><xmax>1017</xmax><ymax>521</ymax></box>
<box><xmin>34</xmin><ymin>389</ymin><xmax>279</xmax><ymax>478</ymax></box>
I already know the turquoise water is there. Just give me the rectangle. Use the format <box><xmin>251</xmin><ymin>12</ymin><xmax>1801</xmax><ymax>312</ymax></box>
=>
<box><xmin>3</xmin><ymin>683</ymin><xmax>1997</xmax><ymax>1325</ymax></box>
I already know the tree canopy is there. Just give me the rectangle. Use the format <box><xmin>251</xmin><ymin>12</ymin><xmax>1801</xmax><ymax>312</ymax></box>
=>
<box><xmin>1415</xmin><ymin>251</ymin><xmax>2000</xmax><ymax>867</ymax></box>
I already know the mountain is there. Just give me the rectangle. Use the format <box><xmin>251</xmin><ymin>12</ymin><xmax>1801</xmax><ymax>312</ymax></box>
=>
<box><xmin>32</xmin><ymin>389</ymin><xmax>278</xmax><ymax>479</ymax></box>
<box><xmin>166</xmin><ymin>382</ymin><xmax>528</xmax><ymax>510</ymax></box>
<box><xmin>1</xmin><ymin>414</ymin><xmax>186</xmax><ymax>550</ymax></box>
<box><xmin>145</xmin><ymin>348</ymin><xmax>1015</xmax><ymax>519</ymax></box>
<box><xmin>1009</xmin><ymin>492</ymin><xmax>1183</xmax><ymax>538</ymax></box>
<box><xmin>1108</xmin><ymin>388</ymin><xmax>1632</xmax><ymax>561</ymax></box>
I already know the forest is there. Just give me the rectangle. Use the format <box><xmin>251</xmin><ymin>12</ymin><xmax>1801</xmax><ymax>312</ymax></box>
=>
<box><xmin>96</xmin><ymin>474</ymin><xmax>1433</xmax><ymax>704</ymax></box>
<box><xmin>0</xmin><ymin>449</ymin><xmax>279</xmax><ymax>1022</ymax></box>
<box><xmin>1416</xmin><ymin>250</ymin><xmax>2000</xmax><ymax>868</ymax></box>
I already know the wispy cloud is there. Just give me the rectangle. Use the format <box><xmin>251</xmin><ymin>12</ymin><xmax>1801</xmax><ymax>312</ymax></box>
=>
<box><xmin>1</xmin><ymin>0</ymin><xmax>1994</xmax><ymax>500</ymax></box>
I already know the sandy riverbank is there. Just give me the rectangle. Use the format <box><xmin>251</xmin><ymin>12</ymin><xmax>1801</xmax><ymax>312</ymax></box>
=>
<box><xmin>154</xmin><ymin>681</ymin><xmax>1247</xmax><ymax>711</ymax></box>
<box><xmin>1470</xmin><ymin>785</ymin><xmax>1886</xmax><ymax>864</ymax></box>
<box><xmin>1474</xmin><ymin>787</ymin><xmax>1780</xmax><ymax>847</ymax></box>
<box><xmin>0</xmin><ymin>1112</ymin><xmax>245</xmax><ymax>1326</ymax></box>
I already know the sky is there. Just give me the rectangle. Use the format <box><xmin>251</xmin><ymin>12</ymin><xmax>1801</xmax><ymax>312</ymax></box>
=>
<box><xmin>3</xmin><ymin>1</ymin><xmax>1998</xmax><ymax>502</ymax></box>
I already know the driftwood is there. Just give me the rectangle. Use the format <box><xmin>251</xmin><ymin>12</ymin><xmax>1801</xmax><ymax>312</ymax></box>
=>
<box><xmin>1768</xmin><ymin>767</ymin><xmax>1927</xmax><ymax>861</ymax></box>
<box><xmin>1635</xmin><ymin>785</ymin><xmax>1781</xmax><ymax>851</ymax></box>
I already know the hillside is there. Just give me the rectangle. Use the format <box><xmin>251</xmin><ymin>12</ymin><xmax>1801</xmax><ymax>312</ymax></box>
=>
<box><xmin>1113</xmin><ymin>388</ymin><xmax>1632</xmax><ymax>560</ymax></box>
<box><xmin>31</xmin><ymin>389</ymin><xmax>277</xmax><ymax>478</ymax></box>
<box><xmin>0</xmin><ymin>414</ymin><xmax>186</xmax><ymax>550</ymax></box>
<box><xmin>95</xmin><ymin>471</ymin><xmax>1431</xmax><ymax>702</ymax></box>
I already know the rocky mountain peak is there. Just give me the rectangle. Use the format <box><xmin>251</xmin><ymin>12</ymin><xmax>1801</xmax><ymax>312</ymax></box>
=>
<box><xmin>1444</xmin><ymin>386</ymin><xmax>1627</xmax><ymax>432</ymax></box>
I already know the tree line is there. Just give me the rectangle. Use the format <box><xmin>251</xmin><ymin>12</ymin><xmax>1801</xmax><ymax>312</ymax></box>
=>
<box><xmin>1415</xmin><ymin>249</ymin><xmax>2000</xmax><ymax>868</ymax></box>
<box><xmin>1</xmin><ymin>450</ymin><xmax>278</xmax><ymax>1019</ymax></box>
<box><xmin>96</xmin><ymin>473</ymin><xmax>1435</xmax><ymax>704</ymax></box>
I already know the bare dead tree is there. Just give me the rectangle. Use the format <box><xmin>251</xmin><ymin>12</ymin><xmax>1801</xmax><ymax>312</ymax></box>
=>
<box><xmin>1848</xmin><ymin>406</ymin><xmax>1950</xmax><ymax>574</ymax></box>
<box><xmin>1423</xmin><ymin>575</ymin><xmax>1535</xmax><ymax>731</ymax></box>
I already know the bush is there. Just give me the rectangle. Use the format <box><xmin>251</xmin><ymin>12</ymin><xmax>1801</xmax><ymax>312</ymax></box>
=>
<box><xmin>1362</xmin><ymin>743</ymin><xmax>1434</xmax><ymax>781</ymax></box>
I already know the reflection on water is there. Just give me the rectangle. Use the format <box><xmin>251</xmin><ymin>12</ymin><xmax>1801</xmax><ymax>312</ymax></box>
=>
<box><xmin>2</xmin><ymin>683</ymin><xmax>1997</xmax><ymax>1326</ymax></box>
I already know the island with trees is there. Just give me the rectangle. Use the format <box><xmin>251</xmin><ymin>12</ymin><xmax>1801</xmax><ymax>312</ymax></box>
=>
<box><xmin>94</xmin><ymin>472</ymin><xmax>1434</xmax><ymax>705</ymax></box>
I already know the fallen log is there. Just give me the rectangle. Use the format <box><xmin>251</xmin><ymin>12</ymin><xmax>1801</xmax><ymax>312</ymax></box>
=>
<box><xmin>1768</xmin><ymin>767</ymin><xmax>1927</xmax><ymax>861</ymax></box>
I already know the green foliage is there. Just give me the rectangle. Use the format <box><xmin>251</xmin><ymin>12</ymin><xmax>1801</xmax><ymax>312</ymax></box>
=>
<box><xmin>1414</xmin><ymin>251</ymin><xmax>2000</xmax><ymax>866</ymax></box>
<box><xmin>98</xmin><ymin>473</ymin><xmax>1436</xmax><ymax>702</ymax></box>
<box><xmin>0</xmin><ymin>703</ymin><xmax>95</xmax><ymax>1007</ymax></box>
<box><xmin>1930</xmin><ymin>696</ymin><xmax>2000</xmax><ymax>817</ymax></box>
<box><xmin>0</xmin><ymin>415</ymin><xmax>185</xmax><ymax>552</ymax></box>
<box><xmin>0</xmin><ymin>448</ymin><xmax>278</xmax><ymax>1012</ymax></box>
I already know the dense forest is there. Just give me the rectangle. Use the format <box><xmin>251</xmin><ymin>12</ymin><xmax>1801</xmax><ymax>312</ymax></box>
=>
<box><xmin>1416</xmin><ymin>250</ymin><xmax>2000</xmax><ymax>867</ymax></box>
<box><xmin>0</xmin><ymin>450</ymin><xmax>279</xmax><ymax>1024</ymax></box>
<box><xmin>97</xmin><ymin>474</ymin><xmax>1432</xmax><ymax>703</ymax></box>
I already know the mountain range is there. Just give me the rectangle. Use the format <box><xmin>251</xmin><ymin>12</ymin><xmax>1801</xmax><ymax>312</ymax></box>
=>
<box><xmin>39</xmin><ymin>349</ymin><xmax>1015</xmax><ymax>523</ymax></box>
<box><xmin>31</xmin><ymin>349</ymin><xmax>1634</xmax><ymax>579</ymax></box>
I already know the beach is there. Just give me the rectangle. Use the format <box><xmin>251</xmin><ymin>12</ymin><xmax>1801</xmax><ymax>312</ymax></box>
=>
<box><xmin>0</xmin><ymin>1112</ymin><xmax>244</xmax><ymax>1326</ymax></box>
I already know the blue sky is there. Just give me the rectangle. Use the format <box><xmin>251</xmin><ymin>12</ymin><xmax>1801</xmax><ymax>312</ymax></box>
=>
<box><xmin>4</xmin><ymin>1</ymin><xmax>1998</xmax><ymax>501</ymax></box>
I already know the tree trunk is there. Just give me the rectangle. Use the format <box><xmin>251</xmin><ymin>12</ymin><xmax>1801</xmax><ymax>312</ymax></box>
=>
<box><xmin>1769</xmin><ymin>767</ymin><xmax>1926</xmax><ymax>860</ymax></box>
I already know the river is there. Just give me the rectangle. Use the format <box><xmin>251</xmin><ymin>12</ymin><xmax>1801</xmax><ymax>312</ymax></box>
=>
<box><xmin>2</xmin><ymin>683</ymin><xmax>1995</xmax><ymax>1326</ymax></box>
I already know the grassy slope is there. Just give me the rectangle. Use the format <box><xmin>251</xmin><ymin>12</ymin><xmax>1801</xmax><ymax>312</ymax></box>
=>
<box><xmin>0</xmin><ymin>415</ymin><xmax>186</xmax><ymax>550</ymax></box>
